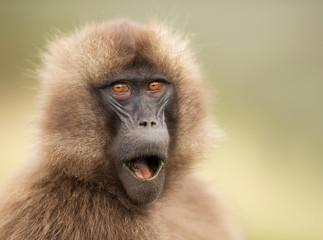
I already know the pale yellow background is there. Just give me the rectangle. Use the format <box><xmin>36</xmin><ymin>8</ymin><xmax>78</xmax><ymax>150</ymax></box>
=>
<box><xmin>0</xmin><ymin>1</ymin><xmax>322</xmax><ymax>240</ymax></box>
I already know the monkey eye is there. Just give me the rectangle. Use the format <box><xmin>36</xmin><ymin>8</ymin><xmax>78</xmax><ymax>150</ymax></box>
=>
<box><xmin>111</xmin><ymin>83</ymin><xmax>130</xmax><ymax>93</ymax></box>
<box><xmin>147</xmin><ymin>81</ymin><xmax>164</xmax><ymax>92</ymax></box>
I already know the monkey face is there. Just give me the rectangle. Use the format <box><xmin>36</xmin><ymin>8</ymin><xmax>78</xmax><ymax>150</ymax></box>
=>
<box><xmin>99</xmin><ymin>71</ymin><xmax>177</xmax><ymax>204</ymax></box>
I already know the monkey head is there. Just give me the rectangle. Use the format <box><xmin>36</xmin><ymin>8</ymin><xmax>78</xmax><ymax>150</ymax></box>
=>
<box><xmin>38</xmin><ymin>20</ymin><xmax>209</xmax><ymax>205</ymax></box>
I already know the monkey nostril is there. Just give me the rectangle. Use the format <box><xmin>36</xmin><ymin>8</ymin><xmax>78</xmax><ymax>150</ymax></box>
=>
<box><xmin>139</xmin><ymin>121</ymin><xmax>157</xmax><ymax>127</ymax></box>
<box><xmin>139</xmin><ymin>121</ymin><xmax>148</xmax><ymax>127</ymax></box>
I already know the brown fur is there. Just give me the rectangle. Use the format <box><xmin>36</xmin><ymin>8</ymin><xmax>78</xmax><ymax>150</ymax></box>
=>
<box><xmin>0</xmin><ymin>19</ymin><xmax>242</xmax><ymax>240</ymax></box>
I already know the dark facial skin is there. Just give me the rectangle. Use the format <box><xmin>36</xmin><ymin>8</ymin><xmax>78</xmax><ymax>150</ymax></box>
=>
<box><xmin>99</xmin><ymin>71</ymin><xmax>177</xmax><ymax>205</ymax></box>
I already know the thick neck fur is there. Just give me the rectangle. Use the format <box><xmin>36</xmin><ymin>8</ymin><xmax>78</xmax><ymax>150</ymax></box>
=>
<box><xmin>0</xmin><ymin>165</ymin><xmax>171</xmax><ymax>240</ymax></box>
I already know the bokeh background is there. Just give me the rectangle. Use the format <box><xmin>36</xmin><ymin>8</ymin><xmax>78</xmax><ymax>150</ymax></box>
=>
<box><xmin>0</xmin><ymin>1</ymin><xmax>322</xmax><ymax>239</ymax></box>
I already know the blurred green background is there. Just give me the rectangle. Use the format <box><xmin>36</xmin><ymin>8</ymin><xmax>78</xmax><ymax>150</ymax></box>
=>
<box><xmin>0</xmin><ymin>1</ymin><xmax>322</xmax><ymax>239</ymax></box>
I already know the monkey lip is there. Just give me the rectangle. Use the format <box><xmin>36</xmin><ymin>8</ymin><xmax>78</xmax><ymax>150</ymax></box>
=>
<box><xmin>122</xmin><ymin>155</ymin><xmax>165</xmax><ymax>180</ymax></box>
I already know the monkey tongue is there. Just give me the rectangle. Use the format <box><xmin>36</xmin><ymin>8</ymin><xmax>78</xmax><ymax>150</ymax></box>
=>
<box><xmin>132</xmin><ymin>159</ymin><xmax>153</xmax><ymax>179</ymax></box>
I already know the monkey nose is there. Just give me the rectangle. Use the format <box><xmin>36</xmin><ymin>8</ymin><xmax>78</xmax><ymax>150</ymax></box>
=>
<box><xmin>139</xmin><ymin>121</ymin><xmax>157</xmax><ymax>127</ymax></box>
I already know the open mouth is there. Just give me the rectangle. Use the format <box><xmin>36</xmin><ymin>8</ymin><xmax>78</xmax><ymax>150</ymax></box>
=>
<box><xmin>122</xmin><ymin>155</ymin><xmax>165</xmax><ymax>180</ymax></box>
